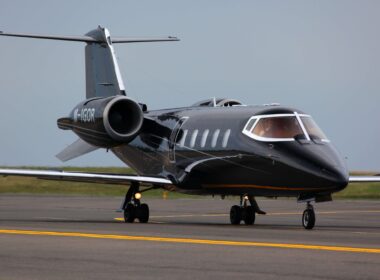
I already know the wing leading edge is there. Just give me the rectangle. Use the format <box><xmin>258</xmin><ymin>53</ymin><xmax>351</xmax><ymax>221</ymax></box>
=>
<box><xmin>349</xmin><ymin>176</ymin><xmax>380</xmax><ymax>183</ymax></box>
<box><xmin>0</xmin><ymin>168</ymin><xmax>172</xmax><ymax>186</ymax></box>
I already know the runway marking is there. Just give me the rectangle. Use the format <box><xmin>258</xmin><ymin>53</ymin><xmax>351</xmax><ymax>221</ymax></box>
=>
<box><xmin>113</xmin><ymin>210</ymin><xmax>380</xmax><ymax>221</ymax></box>
<box><xmin>0</xmin><ymin>229</ymin><xmax>379</xmax><ymax>254</ymax></box>
<box><xmin>113</xmin><ymin>218</ymin><xmax>176</xmax><ymax>223</ymax></box>
<box><xmin>35</xmin><ymin>217</ymin><xmax>84</xmax><ymax>221</ymax></box>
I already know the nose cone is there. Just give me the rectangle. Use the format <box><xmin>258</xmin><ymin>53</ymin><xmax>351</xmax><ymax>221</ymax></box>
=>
<box><xmin>279</xmin><ymin>141</ymin><xmax>349</xmax><ymax>191</ymax></box>
<box><xmin>307</xmin><ymin>144</ymin><xmax>349</xmax><ymax>191</ymax></box>
<box><xmin>320</xmin><ymin>162</ymin><xmax>349</xmax><ymax>191</ymax></box>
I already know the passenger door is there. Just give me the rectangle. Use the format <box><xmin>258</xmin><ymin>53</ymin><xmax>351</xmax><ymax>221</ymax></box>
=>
<box><xmin>168</xmin><ymin>117</ymin><xmax>188</xmax><ymax>162</ymax></box>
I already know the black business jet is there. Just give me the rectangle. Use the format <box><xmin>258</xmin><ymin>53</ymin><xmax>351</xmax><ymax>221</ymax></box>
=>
<box><xmin>0</xmin><ymin>26</ymin><xmax>379</xmax><ymax>230</ymax></box>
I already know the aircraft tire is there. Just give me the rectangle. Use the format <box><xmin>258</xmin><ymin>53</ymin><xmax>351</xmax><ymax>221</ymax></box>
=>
<box><xmin>230</xmin><ymin>205</ymin><xmax>242</xmax><ymax>225</ymax></box>
<box><xmin>124</xmin><ymin>204</ymin><xmax>136</xmax><ymax>223</ymax></box>
<box><xmin>302</xmin><ymin>209</ymin><xmax>315</xmax><ymax>230</ymax></box>
<box><xmin>137</xmin><ymin>203</ymin><xmax>149</xmax><ymax>223</ymax></box>
<box><xmin>243</xmin><ymin>206</ymin><xmax>255</xmax><ymax>225</ymax></box>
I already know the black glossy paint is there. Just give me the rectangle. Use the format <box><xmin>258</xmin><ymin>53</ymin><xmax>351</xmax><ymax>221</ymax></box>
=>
<box><xmin>59</xmin><ymin>99</ymin><xmax>349</xmax><ymax>199</ymax></box>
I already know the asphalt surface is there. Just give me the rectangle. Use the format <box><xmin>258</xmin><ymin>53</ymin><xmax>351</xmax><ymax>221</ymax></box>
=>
<box><xmin>0</xmin><ymin>195</ymin><xmax>379</xmax><ymax>280</ymax></box>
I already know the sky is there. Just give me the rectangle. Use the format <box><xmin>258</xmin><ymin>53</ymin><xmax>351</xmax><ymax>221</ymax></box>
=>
<box><xmin>0</xmin><ymin>0</ymin><xmax>379</xmax><ymax>170</ymax></box>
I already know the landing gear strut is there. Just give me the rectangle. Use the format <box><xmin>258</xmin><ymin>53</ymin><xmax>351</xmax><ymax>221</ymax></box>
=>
<box><xmin>302</xmin><ymin>202</ymin><xmax>315</xmax><ymax>230</ymax></box>
<box><xmin>120</xmin><ymin>182</ymin><xmax>149</xmax><ymax>223</ymax></box>
<box><xmin>230</xmin><ymin>195</ymin><xmax>266</xmax><ymax>225</ymax></box>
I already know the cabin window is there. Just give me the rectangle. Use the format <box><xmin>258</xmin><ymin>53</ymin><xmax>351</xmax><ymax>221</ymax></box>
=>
<box><xmin>190</xmin><ymin>129</ymin><xmax>199</xmax><ymax>148</ymax></box>
<box><xmin>211</xmin><ymin>129</ymin><xmax>220</xmax><ymax>148</ymax></box>
<box><xmin>178</xmin><ymin>129</ymin><xmax>188</xmax><ymax>147</ymax></box>
<box><xmin>222</xmin><ymin>129</ymin><xmax>231</xmax><ymax>148</ymax></box>
<box><xmin>242</xmin><ymin>113</ymin><xmax>329</xmax><ymax>142</ymax></box>
<box><xmin>200</xmin><ymin>129</ymin><xmax>209</xmax><ymax>148</ymax></box>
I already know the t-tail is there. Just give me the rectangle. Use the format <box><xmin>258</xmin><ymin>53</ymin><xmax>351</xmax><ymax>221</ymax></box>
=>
<box><xmin>0</xmin><ymin>26</ymin><xmax>179</xmax><ymax>160</ymax></box>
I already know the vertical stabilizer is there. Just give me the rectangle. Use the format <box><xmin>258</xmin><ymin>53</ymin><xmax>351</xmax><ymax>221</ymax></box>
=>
<box><xmin>0</xmin><ymin>26</ymin><xmax>178</xmax><ymax>99</ymax></box>
<box><xmin>85</xmin><ymin>27</ymin><xmax>126</xmax><ymax>98</ymax></box>
<box><xmin>0</xmin><ymin>27</ymin><xmax>178</xmax><ymax>161</ymax></box>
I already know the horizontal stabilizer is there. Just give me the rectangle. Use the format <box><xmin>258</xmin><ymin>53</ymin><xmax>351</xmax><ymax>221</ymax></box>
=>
<box><xmin>112</xmin><ymin>36</ymin><xmax>179</xmax><ymax>43</ymax></box>
<box><xmin>0</xmin><ymin>31</ymin><xmax>179</xmax><ymax>44</ymax></box>
<box><xmin>56</xmin><ymin>139</ymin><xmax>98</xmax><ymax>162</ymax></box>
<box><xmin>0</xmin><ymin>31</ymin><xmax>98</xmax><ymax>42</ymax></box>
<box><xmin>0</xmin><ymin>26</ymin><xmax>179</xmax><ymax>98</ymax></box>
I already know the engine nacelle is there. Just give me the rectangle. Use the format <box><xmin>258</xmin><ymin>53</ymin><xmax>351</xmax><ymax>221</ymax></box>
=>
<box><xmin>58</xmin><ymin>96</ymin><xmax>144</xmax><ymax>147</ymax></box>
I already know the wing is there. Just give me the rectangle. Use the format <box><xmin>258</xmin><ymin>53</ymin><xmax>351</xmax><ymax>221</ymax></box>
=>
<box><xmin>349</xmin><ymin>176</ymin><xmax>380</xmax><ymax>183</ymax></box>
<box><xmin>0</xmin><ymin>168</ymin><xmax>172</xmax><ymax>186</ymax></box>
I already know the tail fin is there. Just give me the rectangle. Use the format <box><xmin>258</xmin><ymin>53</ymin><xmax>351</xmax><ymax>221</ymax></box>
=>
<box><xmin>0</xmin><ymin>26</ymin><xmax>179</xmax><ymax>98</ymax></box>
<box><xmin>84</xmin><ymin>27</ymin><xmax>127</xmax><ymax>98</ymax></box>
<box><xmin>0</xmin><ymin>26</ymin><xmax>178</xmax><ymax>161</ymax></box>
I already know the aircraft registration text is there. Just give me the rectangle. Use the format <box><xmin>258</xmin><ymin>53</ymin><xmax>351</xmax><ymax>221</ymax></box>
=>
<box><xmin>73</xmin><ymin>108</ymin><xmax>96</xmax><ymax>123</ymax></box>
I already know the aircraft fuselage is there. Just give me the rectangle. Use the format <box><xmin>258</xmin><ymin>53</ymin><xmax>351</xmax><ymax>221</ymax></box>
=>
<box><xmin>111</xmin><ymin>104</ymin><xmax>349</xmax><ymax>198</ymax></box>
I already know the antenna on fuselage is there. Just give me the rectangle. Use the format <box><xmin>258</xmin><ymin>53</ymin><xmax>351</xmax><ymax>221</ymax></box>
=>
<box><xmin>213</xmin><ymin>97</ymin><xmax>217</xmax><ymax>107</ymax></box>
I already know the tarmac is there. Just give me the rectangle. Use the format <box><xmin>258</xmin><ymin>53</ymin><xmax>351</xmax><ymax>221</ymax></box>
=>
<box><xmin>0</xmin><ymin>195</ymin><xmax>379</xmax><ymax>279</ymax></box>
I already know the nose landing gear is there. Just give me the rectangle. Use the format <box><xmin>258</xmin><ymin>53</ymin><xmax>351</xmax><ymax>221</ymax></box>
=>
<box><xmin>120</xmin><ymin>182</ymin><xmax>150</xmax><ymax>223</ymax></box>
<box><xmin>302</xmin><ymin>202</ymin><xmax>315</xmax><ymax>230</ymax></box>
<box><xmin>230</xmin><ymin>195</ymin><xmax>266</xmax><ymax>225</ymax></box>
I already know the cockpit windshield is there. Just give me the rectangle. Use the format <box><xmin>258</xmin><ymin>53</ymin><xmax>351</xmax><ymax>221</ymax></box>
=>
<box><xmin>242</xmin><ymin>113</ymin><xmax>329</xmax><ymax>142</ymax></box>
<box><xmin>300</xmin><ymin>116</ymin><xmax>328</xmax><ymax>141</ymax></box>
<box><xmin>252</xmin><ymin>116</ymin><xmax>303</xmax><ymax>139</ymax></box>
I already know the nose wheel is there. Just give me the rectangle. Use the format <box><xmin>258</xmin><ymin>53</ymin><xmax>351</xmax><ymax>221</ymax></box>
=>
<box><xmin>302</xmin><ymin>203</ymin><xmax>315</xmax><ymax>230</ymax></box>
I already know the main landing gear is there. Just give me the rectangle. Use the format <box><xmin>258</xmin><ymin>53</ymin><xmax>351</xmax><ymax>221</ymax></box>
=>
<box><xmin>230</xmin><ymin>195</ymin><xmax>266</xmax><ymax>225</ymax></box>
<box><xmin>302</xmin><ymin>202</ymin><xmax>315</xmax><ymax>230</ymax></box>
<box><xmin>120</xmin><ymin>182</ymin><xmax>149</xmax><ymax>223</ymax></box>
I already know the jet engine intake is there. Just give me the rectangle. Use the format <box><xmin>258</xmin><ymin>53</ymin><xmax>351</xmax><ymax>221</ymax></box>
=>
<box><xmin>103</xmin><ymin>96</ymin><xmax>143</xmax><ymax>142</ymax></box>
<box><xmin>58</xmin><ymin>96</ymin><xmax>144</xmax><ymax>147</ymax></box>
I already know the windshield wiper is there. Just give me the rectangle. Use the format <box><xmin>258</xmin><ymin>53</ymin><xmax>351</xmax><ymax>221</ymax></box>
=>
<box><xmin>294</xmin><ymin>134</ymin><xmax>309</xmax><ymax>144</ymax></box>
<box><xmin>309</xmin><ymin>134</ymin><xmax>324</xmax><ymax>144</ymax></box>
